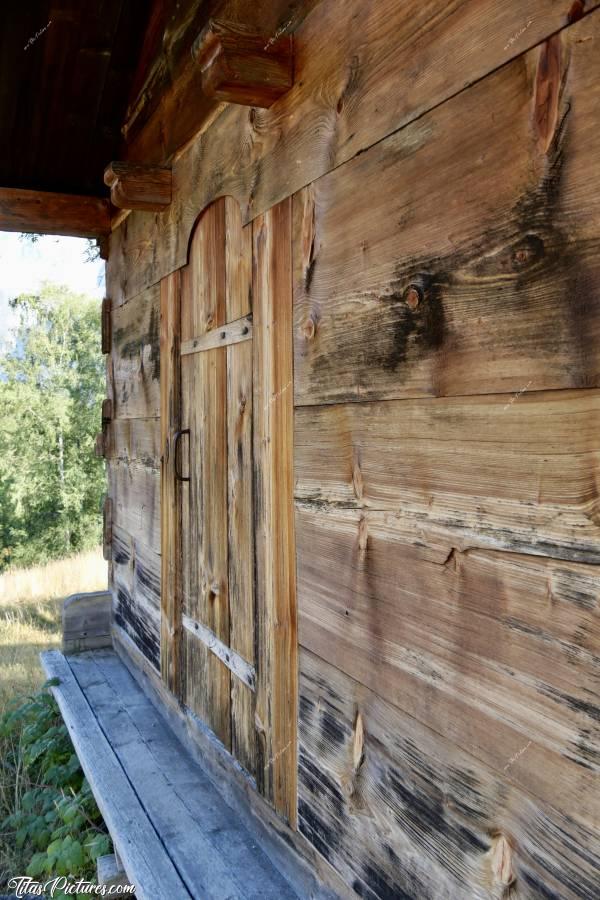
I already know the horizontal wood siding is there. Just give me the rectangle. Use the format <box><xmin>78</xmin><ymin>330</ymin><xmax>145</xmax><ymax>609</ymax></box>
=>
<box><xmin>294</xmin><ymin>389</ymin><xmax>600</xmax><ymax>563</ymax></box>
<box><xmin>109</xmin><ymin>284</ymin><xmax>161</xmax><ymax>419</ymax></box>
<box><xmin>112</xmin><ymin>525</ymin><xmax>161</xmax><ymax>671</ymax></box>
<box><xmin>103</xmin><ymin>1</ymin><xmax>600</xmax><ymax>894</ymax></box>
<box><xmin>293</xmin><ymin>20</ymin><xmax>600</xmax><ymax>405</ymax></box>
<box><xmin>299</xmin><ymin>648</ymin><xmax>600</xmax><ymax>900</ymax></box>
<box><xmin>106</xmin><ymin>0</ymin><xmax>600</xmax><ymax>307</ymax></box>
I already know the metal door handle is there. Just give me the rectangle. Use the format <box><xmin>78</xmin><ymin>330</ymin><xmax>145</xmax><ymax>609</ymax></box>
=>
<box><xmin>173</xmin><ymin>429</ymin><xmax>190</xmax><ymax>482</ymax></box>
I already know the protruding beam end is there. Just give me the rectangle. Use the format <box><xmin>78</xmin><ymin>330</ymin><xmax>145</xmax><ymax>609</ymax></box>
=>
<box><xmin>193</xmin><ymin>19</ymin><xmax>293</xmax><ymax>108</ymax></box>
<box><xmin>104</xmin><ymin>161</ymin><xmax>172</xmax><ymax>212</ymax></box>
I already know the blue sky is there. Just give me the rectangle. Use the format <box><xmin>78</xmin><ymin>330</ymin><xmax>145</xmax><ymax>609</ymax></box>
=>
<box><xmin>0</xmin><ymin>233</ymin><xmax>105</xmax><ymax>345</ymax></box>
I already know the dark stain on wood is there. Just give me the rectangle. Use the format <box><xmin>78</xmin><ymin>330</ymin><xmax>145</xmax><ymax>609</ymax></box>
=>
<box><xmin>380</xmin><ymin>270</ymin><xmax>448</xmax><ymax>373</ymax></box>
<box><xmin>298</xmin><ymin>799</ymin><xmax>336</xmax><ymax>863</ymax></box>
<box><xmin>114</xmin><ymin>583</ymin><xmax>160</xmax><ymax>670</ymax></box>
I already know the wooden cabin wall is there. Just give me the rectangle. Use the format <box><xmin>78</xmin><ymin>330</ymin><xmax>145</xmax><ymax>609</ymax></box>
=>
<box><xmin>106</xmin><ymin>1</ymin><xmax>600</xmax><ymax>897</ymax></box>
<box><xmin>105</xmin><ymin>283</ymin><xmax>162</xmax><ymax>670</ymax></box>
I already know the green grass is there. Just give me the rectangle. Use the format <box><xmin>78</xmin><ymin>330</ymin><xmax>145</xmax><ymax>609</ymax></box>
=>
<box><xmin>0</xmin><ymin>550</ymin><xmax>107</xmax><ymax>888</ymax></box>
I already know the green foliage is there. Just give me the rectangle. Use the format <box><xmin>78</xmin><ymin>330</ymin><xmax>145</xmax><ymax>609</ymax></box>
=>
<box><xmin>0</xmin><ymin>681</ymin><xmax>111</xmax><ymax>897</ymax></box>
<box><xmin>0</xmin><ymin>284</ymin><xmax>105</xmax><ymax>570</ymax></box>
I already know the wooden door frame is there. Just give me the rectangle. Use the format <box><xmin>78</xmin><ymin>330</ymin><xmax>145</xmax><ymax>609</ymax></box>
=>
<box><xmin>160</xmin><ymin>196</ymin><xmax>297</xmax><ymax>825</ymax></box>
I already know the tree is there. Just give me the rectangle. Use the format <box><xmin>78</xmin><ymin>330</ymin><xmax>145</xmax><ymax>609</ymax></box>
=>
<box><xmin>0</xmin><ymin>284</ymin><xmax>105</xmax><ymax>570</ymax></box>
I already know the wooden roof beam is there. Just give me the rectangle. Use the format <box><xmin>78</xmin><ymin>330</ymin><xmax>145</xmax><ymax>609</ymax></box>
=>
<box><xmin>193</xmin><ymin>19</ymin><xmax>293</xmax><ymax>108</ymax></box>
<box><xmin>104</xmin><ymin>162</ymin><xmax>172</xmax><ymax>212</ymax></box>
<box><xmin>0</xmin><ymin>187</ymin><xmax>110</xmax><ymax>238</ymax></box>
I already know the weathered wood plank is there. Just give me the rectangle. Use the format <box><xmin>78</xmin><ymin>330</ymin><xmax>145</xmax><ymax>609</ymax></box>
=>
<box><xmin>110</xmin><ymin>284</ymin><xmax>160</xmax><ymax>419</ymax></box>
<box><xmin>107</xmin><ymin>417</ymin><xmax>160</xmax><ymax>468</ymax></box>
<box><xmin>225</xmin><ymin>205</ymin><xmax>257</xmax><ymax>777</ymax></box>
<box><xmin>160</xmin><ymin>270</ymin><xmax>182</xmax><ymax>692</ymax></box>
<box><xmin>296</xmin><ymin>502</ymin><xmax>600</xmax><ymax>830</ymax></box>
<box><xmin>112</xmin><ymin>525</ymin><xmax>161</xmax><ymax>672</ymax></box>
<box><xmin>102</xmin><ymin>496</ymin><xmax>112</xmax><ymax>562</ymax></box>
<box><xmin>107</xmin><ymin>2</ymin><xmax>600</xmax><ymax>306</ymax></box>
<box><xmin>112</xmin><ymin>626</ymin><xmax>362</xmax><ymax>900</ymax></box>
<box><xmin>0</xmin><ymin>187</ymin><xmax>110</xmax><ymax>237</ymax></box>
<box><xmin>181</xmin><ymin>314</ymin><xmax>252</xmax><ymax>355</ymax></box>
<box><xmin>40</xmin><ymin>651</ymin><xmax>192</xmax><ymax>900</ymax></box>
<box><xmin>70</xmin><ymin>650</ymin><xmax>300</xmax><ymax>900</ymax></box>
<box><xmin>252</xmin><ymin>199</ymin><xmax>297</xmax><ymax>822</ymax></box>
<box><xmin>181</xmin><ymin>200</ymin><xmax>231</xmax><ymax>748</ymax></box>
<box><xmin>299</xmin><ymin>648</ymin><xmax>600</xmax><ymax>900</ymax></box>
<box><xmin>62</xmin><ymin>592</ymin><xmax>112</xmax><ymax>655</ymax></box>
<box><xmin>108</xmin><ymin>460</ymin><xmax>160</xmax><ymax>556</ymax></box>
<box><xmin>294</xmin><ymin>389</ymin><xmax>600</xmax><ymax>563</ymax></box>
<box><xmin>293</xmin><ymin>19</ymin><xmax>600</xmax><ymax>404</ymax></box>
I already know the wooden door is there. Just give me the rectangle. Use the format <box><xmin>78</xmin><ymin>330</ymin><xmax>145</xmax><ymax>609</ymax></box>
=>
<box><xmin>160</xmin><ymin>197</ymin><xmax>297</xmax><ymax>823</ymax></box>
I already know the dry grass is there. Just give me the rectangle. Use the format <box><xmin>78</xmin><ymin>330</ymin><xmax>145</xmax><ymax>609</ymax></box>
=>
<box><xmin>0</xmin><ymin>549</ymin><xmax>107</xmax><ymax>709</ymax></box>
<box><xmin>0</xmin><ymin>549</ymin><xmax>107</xmax><ymax>885</ymax></box>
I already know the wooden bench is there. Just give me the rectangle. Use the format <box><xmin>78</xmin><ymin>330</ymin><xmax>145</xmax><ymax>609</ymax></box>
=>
<box><xmin>41</xmin><ymin>648</ymin><xmax>300</xmax><ymax>900</ymax></box>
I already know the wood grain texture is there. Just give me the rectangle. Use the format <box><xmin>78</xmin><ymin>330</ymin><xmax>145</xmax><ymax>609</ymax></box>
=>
<box><xmin>182</xmin><ymin>613</ymin><xmax>256</xmax><ymax>691</ymax></box>
<box><xmin>225</xmin><ymin>207</ymin><xmax>256</xmax><ymax>777</ymax></box>
<box><xmin>107</xmin><ymin>1</ymin><xmax>600</xmax><ymax>307</ymax></box>
<box><xmin>193</xmin><ymin>18</ymin><xmax>293</xmax><ymax>108</ymax></box>
<box><xmin>104</xmin><ymin>161</ymin><xmax>172</xmax><ymax>211</ymax></box>
<box><xmin>108</xmin><ymin>417</ymin><xmax>161</xmax><ymax>469</ymax></box>
<box><xmin>123</xmin><ymin>0</ymin><xmax>315</xmax><ymax>165</ymax></box>
<box><xmin>62</xmin><ymin>592</ymin><xmax>112</xmax><ymax>655</ymax></box>
<box><xmin>41</xmin><ymin>652</ymin><xmax>191</xmax><ymax>900</ymax></box>
<box><xmin>293</xmin><ymin>17</ymin><xmax>600</xmax><ymax>404</ymax></box>
<box><xmin>252</xmin><ymin>199</ymin><xmax>297</xmax><ymax>823</ymax></box>
<box><xmin>113</xmin><ymin>626</ymin><xmax>364</xmax><ymax>900</ymax></box>
<box><xmin>113</xmin><ymin>525</ymin><xmax>161</xmax><ymax>671</ymax></box>
<box><xmin>294</xmin><ymin>389</ymin><xmax>600</xmax><ymax>563</ymax></box>
<box><xmin>0</xmin><ymin>187</ymin><xmax>110</xmax><ymax>237</ymax></box>
<box><xmin>299</xmin><ymin>648</ymin><xmax>600</xmax><ymax>900</ymax></box>
<box><xmin>109</xmin><ymin>284</ymin><xmax>161</xmax><ymax>419</ymax></box>
<box><xmin>181</xmin><ymin>314</ymin><xmax>252</xmax><ymax>355</ymax></box>
<box><xmin>108</xmin><ymin>460</ymin><xmax>160</xmax><ymax>556</ymax></box>
<box><xmin>160</xmin><ymin>270</ymin><xmax>181</xmax><ymax>692</ymax></box>
<box><xmin>296</xmin><ymin>502</ymin><xmax>600</xmax><ymax>831</ymax></box>
<box><xmin>181</xmin><ymin>200</ymin><xmax>231</xmax><ymax>748</ymax></box>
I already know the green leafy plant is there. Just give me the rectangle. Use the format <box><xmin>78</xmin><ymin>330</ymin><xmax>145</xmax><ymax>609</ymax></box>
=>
<box><xmin>0</xmin><ymin>680</ymin><xmax>111</xmax><ymax>897</ymax></box>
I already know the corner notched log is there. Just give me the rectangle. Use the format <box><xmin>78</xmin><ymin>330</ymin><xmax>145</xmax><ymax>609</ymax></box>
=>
<box><xmin>104</xmin><ymin>162</ymin><xmax>172</xmax><ymax>212</ymax></box>
<box><xmin>193</xmin><ymin>19</ymin><xmax>293</xmax><ymax>108</ymax></box>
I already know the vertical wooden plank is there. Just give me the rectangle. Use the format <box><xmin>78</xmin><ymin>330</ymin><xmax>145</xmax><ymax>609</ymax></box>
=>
<box><xmin>252</xmin><ymin>197</ymin><xmax>297</xmax><ymax>824</ymax></box>
<box><xmin>225</xmin><ymin>200</ymin><xmax>256</xmax><ymax>776</ymax></box>
<box><xmin>182</xmin><ymin>200</ymin><xmax>231</xmax><ymax>749</ymax></box>
<box><xmin>102</xmin><ymin>496</ymin><xmax>113</xmax><ymax>561</ymax></box>
<box><xmin>160</xmin><ymin>270</ymin><xmax>181</xmax><ymax>694</ymax></box>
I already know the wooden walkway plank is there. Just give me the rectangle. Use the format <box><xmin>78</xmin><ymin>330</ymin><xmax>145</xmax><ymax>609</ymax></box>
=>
<box><xmin>40</xmin><ymin>650</ymin><xmax>192</xmax><ymax>900</ymax></box>
<box><xmin>68</xmin><ymin>651</ymin><xmax>298</xmax><ymax>900</ymax></box>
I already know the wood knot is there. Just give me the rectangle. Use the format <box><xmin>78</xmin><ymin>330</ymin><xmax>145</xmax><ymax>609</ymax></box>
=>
<box><xmin>404</xmin><ymin>284</ymin><xmax>422</xmax><ymax>310</ymax></box>
<box><xmin>302</xmin><ymin>316</ymin><xmax>316</xmax><ymax>340</ymax></box>
<box><xmin>490</xmin><ymin>833</ymin><xmax>515</xmax><ymax>887</ymax></box>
